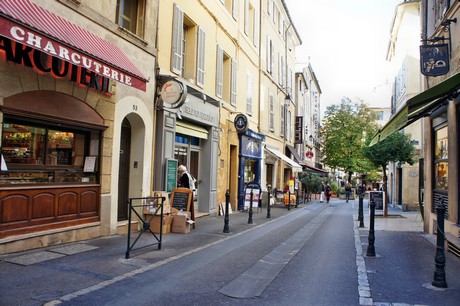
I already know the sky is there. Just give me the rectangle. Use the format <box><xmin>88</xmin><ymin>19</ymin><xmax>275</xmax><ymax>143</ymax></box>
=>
<box><xmin>284</xmin><ymin>0</ymin><xmax>402</xmax><ymax>119</ymax></box>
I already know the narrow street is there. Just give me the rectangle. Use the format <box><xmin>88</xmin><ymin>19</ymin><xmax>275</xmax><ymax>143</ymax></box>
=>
<box><xmin>2</xmin><ymin>200</ymin><xmax>455</xmax><ymax>306</ymax></box>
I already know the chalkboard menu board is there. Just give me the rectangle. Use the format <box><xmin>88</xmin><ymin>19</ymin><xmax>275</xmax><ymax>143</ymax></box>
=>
<box><xmin>370</xmin><ymin>191</ymin><xmax>384</xmax><ymax>210</ymax></box>
<box><xmin>171</xmin><ymin>187</ymin><xmax>192</xmax><ymax>212</ymax></box>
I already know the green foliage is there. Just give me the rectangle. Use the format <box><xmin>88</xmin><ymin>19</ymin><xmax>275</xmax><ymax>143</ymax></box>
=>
<box><xmin>299</xmin><ymin>173</ymin><xmax>322</xmax><ymax>193</ymax></box>
<box><xmin>322</xmin><ymin>97</ymin><xmax>380</xmax><ymax>176</ymax></box>
<box><xmin>331</xmin><ymin>183</ymin><xmax>338</xmax><ymax>195</ymax></box>
<box><xmin>364</xmin><ymin>131</ymin><xmax>416</xmax><ymax>216</ymax></box>
<box><xmin>363</xmin><ymin>131</ymin><xmax>416</xmax><ymax>169</ymax></box>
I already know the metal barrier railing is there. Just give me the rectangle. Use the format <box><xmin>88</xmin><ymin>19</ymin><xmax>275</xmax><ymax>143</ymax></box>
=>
<box><xmin>125</xmin><ymin>196</ymin><xmax>165</xmax><ymax>259</ymax></box>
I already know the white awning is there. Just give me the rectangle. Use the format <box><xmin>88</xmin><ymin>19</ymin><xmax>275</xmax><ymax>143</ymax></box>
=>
<box><xmin>176</xmin><ymin>121</ymin><xmax>208</xmax><ymax>139</ymax></box>
<box><xmin>265</xmin><ymin>147</ymin><xmax>303</xmax><ymax>172</ymax></box>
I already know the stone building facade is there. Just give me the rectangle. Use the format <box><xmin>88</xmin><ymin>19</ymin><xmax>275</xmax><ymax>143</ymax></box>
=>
<box><xmin>0</xmin><ymin>0</ymin><xmax>159</xmax><ymax>253</ymax></box>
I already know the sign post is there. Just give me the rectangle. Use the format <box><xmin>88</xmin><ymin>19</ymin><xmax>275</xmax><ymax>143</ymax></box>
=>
<box><xmin>165</xmin><ymin>159</ymin><xmax>178</xmax><ymax>193</ymax></box>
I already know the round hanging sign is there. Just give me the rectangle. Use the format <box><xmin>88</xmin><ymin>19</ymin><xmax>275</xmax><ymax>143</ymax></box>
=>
<box><xmin>306</xmin><ymin>151</ymin><xmax>314</xmax><ymax>158</ymax></box>
<box><xmin>160</xmin><ymin>80</ymin><xmax>187</xmax><ymax>109</ymax></box>
<box><xmin>234</xmin><ymin>114</ymin><xmax>249</xmax><ymax>133</ymax></box>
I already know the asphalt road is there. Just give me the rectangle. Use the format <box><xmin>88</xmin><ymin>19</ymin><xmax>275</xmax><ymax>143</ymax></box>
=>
<box><xmin>3</xmin><ymin>200</ymin><xmax>460</xmax><ymax>306</ymax></box>
<box><xmin>54</xmin><ymin>203</ymin><xmax>360</xmax><ymax>305</ymax></box>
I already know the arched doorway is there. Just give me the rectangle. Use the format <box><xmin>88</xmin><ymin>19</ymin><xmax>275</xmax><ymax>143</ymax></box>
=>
<box><xmin>118</xmin><ymin>118</ymin><xmax>131</xmax><ymax>221</ymax></box>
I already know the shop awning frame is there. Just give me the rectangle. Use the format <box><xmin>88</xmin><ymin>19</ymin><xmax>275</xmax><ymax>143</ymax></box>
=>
<box><xmin>265</xmin><ymin>147</ymin><xmax>303</xmax><ymax>172</ymax></box>
<box><xmin>303</xmin><ymin>164</ymin><xmax>328</xmax><ymax>175</ymax></box>
<box><xmin>0</xmin><ymin>0</ymin><xmax>147</xmax><ymax>91</ymax></box>
<box><xmin>176</xmin><ymin>121</ymin><xmax>208</xmax><ymax>139</ymax></box>
<box><xmin>286</xmin><ymin>145</ymin><xmax>305</xmax><ymax>165</ymax></box>
<box><xmin>370</xmin><ymin>72</ymin><xmax>460</xmax><ymax>146</ymax></box>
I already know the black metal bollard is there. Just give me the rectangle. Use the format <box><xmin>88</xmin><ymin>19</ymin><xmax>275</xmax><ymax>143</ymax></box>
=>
<box><xmin>358</xmin><ymin>192</ymin><xmax>365</xmax><ymax>228</ymax></box>
<box><xmin>295</xmin><ymin>189</ymin><xmax>299</xmax><ymax>208</ymax></box>
<box><xmin>248</xmin><ymin>189</ymin><xmax>253</xmax><ymax>224</ymax></box>
<box><xmin>223</xmin><ymin>189</ymin><xmax>230</xmax><ymax>233</ymax></box>
<box><xmin>366</xmin><ymin>201</ymin><xmax>376</xmax><ymax>257</ymax></box>
<box><xmin>432</xmin><ymin>201</ymin><xmax>448</xmax><ymax>288</ymax></box>
<box><xmin>267</xmin><ymin>188</ymin><xmax>271</xmax><ymax>218</ymax></box>
<box><xmin>287</xmin><ymin>190</ymin><xmax>291</xmax><ymax>211</ymax></box>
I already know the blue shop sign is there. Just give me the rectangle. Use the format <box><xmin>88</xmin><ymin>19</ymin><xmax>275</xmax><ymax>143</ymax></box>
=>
<box><xmin>244</xmin><ymin>129</ymin><xmax>265</xmax><ymax>142</ymax></box>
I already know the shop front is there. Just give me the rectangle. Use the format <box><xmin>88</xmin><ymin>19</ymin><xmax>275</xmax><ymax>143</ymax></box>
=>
<box><xmin>237</xmin><ymin>130</ymin><xmax>266</xmax><ymax>211</ymax></box>
<box><xmin>370</xmin><ymin>72</ymin><xmax>460</xmax><ymax>251</ymax></box>
<box><xmin>154</xmin><ymin>77</ymin><xmax>220</xmax><ymax>214</ymax></box>
<box><xmin>264</xmin><ymin>146</ymin><xmax>303</xmax><ymax>203</ymax></box>
<box><xmin>0</xmin><ymin>1</ymin><xmax>152</xmax><ymax>253</ymax></box>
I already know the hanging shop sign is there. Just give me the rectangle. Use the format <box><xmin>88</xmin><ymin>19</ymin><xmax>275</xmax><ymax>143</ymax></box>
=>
<box><xmin>294</xmin><ymin>116</ymin><xmax>303</xmax><ymax>144</ymax></box>
<box><xmin>420</xmin><ymin>44</ymin><xmax>449</xmax><ymax>77</ymax></box>
<box><xmin>306</xmin><ymin>151</ymin><xmax>314</xmax><ymax>158</ymax></box>
<box><xmin>159</xmin><ymin>79</ymin><xmax>187</xmax><ymax>109</ymax></box>
<box><xmin>234</xmin><ymin>114</ymin><xmax>249</xmax><ymax>133</ymax></box>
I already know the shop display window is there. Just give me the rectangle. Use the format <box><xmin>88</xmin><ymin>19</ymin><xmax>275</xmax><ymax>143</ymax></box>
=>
<box><xmin>1</xmin><ymin>118</ymin><xmax>100</xmax><ymax>184</ymax></box>
<box><xmin>434</xmin><ymin>126</ymin><xmax>448</xmax><ymax>191</ymax></box>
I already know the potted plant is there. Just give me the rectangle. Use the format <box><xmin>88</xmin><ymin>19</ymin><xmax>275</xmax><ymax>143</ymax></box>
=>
<box><xmin>338</xmin><ymin>187</ymin><xmax>346</xmax><ymax>200</ymax></box>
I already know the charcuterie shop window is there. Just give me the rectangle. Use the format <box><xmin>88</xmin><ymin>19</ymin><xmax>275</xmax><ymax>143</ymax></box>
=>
<box><xmin>0</xmin><ymin>117</ymin><xmax>100</xmax><ymax>184</ymax></box>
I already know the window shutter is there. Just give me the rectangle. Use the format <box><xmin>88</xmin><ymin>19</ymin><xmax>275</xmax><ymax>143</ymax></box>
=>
<box><xmin>197</xmin><ymin>27</ymin><xmax>206</xmax><ymax>87</ymax></box>
<box><xmin>171</xmin><ymin>4</ymin><xmax>184</xmax><ymax>75</ymax></box>
<box><xmin>246</xmin><ymin>73</ymin><xmax>253</xmax><ymax>114</ymax></box>
<box><xmin>232</xmin><ymin>0</ymin><xmax>238</xmax><ymax>20</ymax></box>
<box><xmin>270</xmin><ymin>39</ymin><xmax>274</xmax><ymax>74</ymax></box>
<box><xmin>231</xmin><ymin>59</ymin><xmax>237</xmax><ymax>105</ymax></box>
<box><xmin>244</xmin><ymin>0</ymin><xmax>249</xmax><ymax>35</ymax></box>
<box><xmin>281</xmin><ymin>55</ymin><xmax>284</xmax><ymax>86</ymax></box>
<box><xmin>253</xmin><ymin>8</ymin><xmax>259</xmax><ymax>46</ymax></box>
<box><xmin>216</xmin><ymin>45</ymin><xmax>223</xmax><ymax>98</ymax></box>
<box><xmin>280</xmin><ymin>104</ymin><xmax>285</xmax><ymax>137</ymax></box>
<box><xmin>278</xmin><ymin>53</ymin><xmax>282</xmax><ymax>85</ymax></box>
<box><xmin>269</xmin><ymin>95</ymin><xmax>274</xmax><ymax>130</ymax></box>
<box><xmin>266</xmin><ymin>35</ymin><xmax>272</xmax><ymax>74</ymax></box>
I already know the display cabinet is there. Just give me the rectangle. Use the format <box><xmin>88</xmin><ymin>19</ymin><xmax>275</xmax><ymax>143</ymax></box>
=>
<box><xmin>0</xmin><ymin>170</ymin><xmax>97</xmax><ymax>184</ymax></box>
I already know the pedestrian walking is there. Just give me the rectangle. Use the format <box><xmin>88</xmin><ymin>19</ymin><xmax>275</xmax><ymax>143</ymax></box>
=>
<box><xmin>345</xmin><ymin>183</ymin><xmax>352</xmax><ymax>203</ymax></box>
<box><xmin>325</xmin><ymin>183</ymin><xmax>332</xmax><ymax>203</ymax></box>
<box><xmin>320</xmin><ymin>182</ymin><xmax>325</xmax><ymax>203</ymax></box>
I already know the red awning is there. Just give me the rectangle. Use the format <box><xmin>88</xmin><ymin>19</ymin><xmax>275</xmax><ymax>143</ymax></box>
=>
<box><xmin>0</xmin><ymin>0</ymin><xmax>147</xmax><ymax>91</ymax></box>
<box><xmin>304</xmin><ymin>164</ymin><xmax>328</xmax><ymax>174</ymax></box>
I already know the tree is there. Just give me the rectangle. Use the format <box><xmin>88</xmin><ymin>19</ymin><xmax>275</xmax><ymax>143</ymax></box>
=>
<box><xmin>322</xmin><ymin>97</ymin><xmax>379</xmax><ymax>181</ymax></box>
<box><xmin>363</xmin><ymin>131</ymin><xmax>416</xmax><ymax>216</ymax></box>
